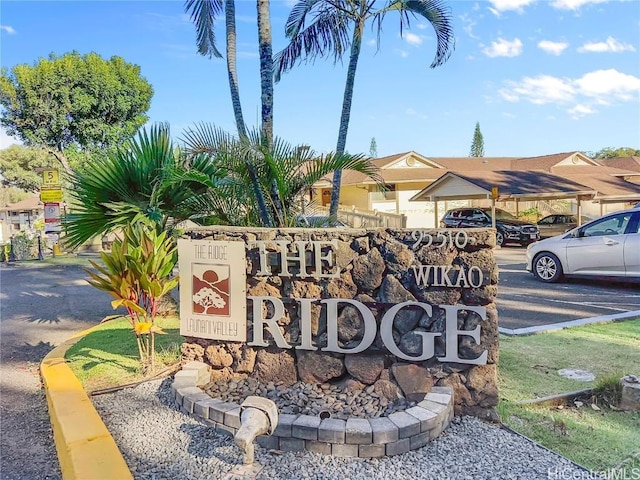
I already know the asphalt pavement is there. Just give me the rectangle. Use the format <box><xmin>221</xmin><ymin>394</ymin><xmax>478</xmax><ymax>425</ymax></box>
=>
<box><xmin>494</xmin><ymin>246</ymin><xmax>640</xmax><ymax>329</ymax></box>
<box><xmin>0</xmin><ymin>260</ymin><xmax>113</xmax><ymax>480</ymax></box>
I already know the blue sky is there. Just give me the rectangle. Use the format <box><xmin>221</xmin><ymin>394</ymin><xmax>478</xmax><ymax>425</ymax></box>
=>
<box><xmin>1</xmin><ymin>0</ymin><xmax>639</xmax><ymax>158</ymax></box>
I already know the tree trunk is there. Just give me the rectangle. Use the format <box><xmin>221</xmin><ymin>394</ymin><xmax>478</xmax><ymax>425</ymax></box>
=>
<box><xmin>226</xmin><ymin>0</ymin><xmax>246</xmax><ymax>139</ymax></box>
<box><xmin>47</xmin><ymin>148</ymin><xmax>73</xmax><ymax>175</ymax></box>
<box><xmin>257</xmin><ymin>0</ymin><xmax>285</xmax><ymax>224</ymax></box>
<box><xmin>257</xmin><ymin>0</ymin><xmax>273</xmax><ymax>147</ymax></box>
<box><xmin>329</xmin><ymin>20</ymin><xmax>364</xmax><ymax>219</ymax></box>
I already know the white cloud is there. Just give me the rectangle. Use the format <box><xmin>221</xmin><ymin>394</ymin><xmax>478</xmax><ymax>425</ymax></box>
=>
<box><xmin>482</xmin><ymin>38</ymin><xmax>523</xmax><ymax>57</ymax></box>
<box><xmin>550</xmin><ymin>0</ymin><xmax>609</xmax><ymax>10</ymax></box>
<box><xmin>568</xmin><ymin>104</ymin><xmax>595</xmax><ymax>118</ymax></box>
<box><xmin>416</xmin><ymin>23</ymin><xmax>428</xmax><ymax>30</ymax></box>
<box><xmin>537</xmin><ymin>40</ymin><xmax>569</xmax><ymax>55</ymax></box>
<box><xmin>404</xmin><ymin>32</ymin><xmax>422</xmax><ymax>46</ymax></box>
<box><xmin>395</xmin><ymin>49</ymin><xmax>409</xmax><ymax>58</ymax></box>
<box><xmin>574</xmin><ymin>69</ymin><xmax>640</xmax><ymax>102</ymax></box>
<box><xmin>459</xmin><ymin>13</ymin><xmax>479</xmax><ymax>40</ymax></box>
<box><xmin>488</xmin><ymin>0</ymin><xmax>536</xmax><ymax>15</ymax></box>
<box><xmin>0</xmin><ymin>25</ymin><xmax>16</xmax><ymax>35</ymax></box>
<box><xmin>501</xmin><ymin>112</ymin><xmax>517</xmax><ymax>119</ymax></box>
<box><xmin>499</xmin><ymin>68</ymin><xmax>640</xmax><ymax>117</ymax></box>
<box><xmin>500</xmin><ymin>74</ymin><xmax>575</xmax><ymax>104</ymax></box>
<box><xmin>578</xmin><ymin>36</ymin><xmax>636</xmax><ymax>53</ymax></box>
<box><xmin>366</xmin><ymin>38</ymin><xmax>376</xmax><ymax>47</ymax></box>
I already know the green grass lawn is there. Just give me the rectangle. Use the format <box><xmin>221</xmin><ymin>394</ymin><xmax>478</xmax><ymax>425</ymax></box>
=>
<box><xmin>499</xmin><ymin>319</ymin><xmax>640</xmax><ymax>471</ymax></box>
<box><xmin>499</xmin><ymin>319</ymin><xmax>640</xmax><ymax>402</ymax></box>
<box><xmin>65</xmin><ymin>315</ymin><xmax>183</xmax><ymax>392</ymax></box>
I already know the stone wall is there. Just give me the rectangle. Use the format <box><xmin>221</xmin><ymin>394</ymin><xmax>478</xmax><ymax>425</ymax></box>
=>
<box><xmin>180</xmin><ymin>227</ymin><xmax>499</xmax><ymax>420</ymax></box>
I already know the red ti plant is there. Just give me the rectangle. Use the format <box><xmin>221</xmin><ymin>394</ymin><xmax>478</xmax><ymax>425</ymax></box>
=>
<box><xmin>85</xmin><ymin>219</ymin><xmax>180</xmax><ymax>372</ymax></box>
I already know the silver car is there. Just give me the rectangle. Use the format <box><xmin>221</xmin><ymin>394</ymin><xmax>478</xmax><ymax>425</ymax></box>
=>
<box><xmin>526</xmin><ymin>206</ymin><xmax>640</xmax><ymax>282</ymax></box>
<box><xmin>536</xmin><ymin>214</ymin><xmax>592</xmax><ymax>238</ymax></box>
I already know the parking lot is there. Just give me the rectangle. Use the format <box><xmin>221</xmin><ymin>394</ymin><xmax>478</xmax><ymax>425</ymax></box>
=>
<box><xmin>495</xmin><ymin>246</ymin><xmax>640</xmax><ymax>329</ymax></box>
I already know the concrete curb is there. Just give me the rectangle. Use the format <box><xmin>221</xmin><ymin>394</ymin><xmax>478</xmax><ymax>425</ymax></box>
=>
<box><xmin>40</xmin><ymin>325</ymin><xmax>133</xmax><ymax>480</ymax></box>
<box><xmin>498</xmin><ymin>310</ymin><xmax>640</xmax><ymax>336</ymax></box>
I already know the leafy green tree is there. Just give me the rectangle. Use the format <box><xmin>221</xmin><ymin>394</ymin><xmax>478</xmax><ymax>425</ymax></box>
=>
<box><xmin>86</xmin><ymin>218</ymin><xmax>180</xmax><ymax>372</ymax></box>
<box><xmin>274</xmin><ymin>0</ymin><xmax>454</xmax><ymax>219</ymax></box>
<box><xmin>0</xmin><ymin>52</ymin><xmax>153</xmax><ymax>173</ymax></box>
<box><xmin>0</xmin><ymin>186</ymin><xmax>32</xmax><ymax>206</ymax></box>
<box><xmin>469</xmin><ymin>121</ymin><xmax>484</xmax><ymax>157</ymax></box>
<box><xmin>63</xmin><ymin>125</ymin><xmax>222</xmax><ymax>249</ymax></box>
<box><xmin>0</xmin><ymin>145</ymin><xmax>54</xmax><ymax>191</ymax></box>
<box><xmin>590</xmin><ymin>147</ymin><xmax>640</xmax><ymax>159</ymax></box>
<box><xmin>181</xmin><ymin>123</ymin><xmax>383</xmax><ymax>227</ymax></box>
<box><xmin>369</xmin><ymin>137</ymin><xmax>378</xmax><ymax>158</ymax></box>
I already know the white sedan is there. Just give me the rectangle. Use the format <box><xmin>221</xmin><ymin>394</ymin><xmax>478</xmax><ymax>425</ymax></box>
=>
<box><xmin>526</xmin><ymin>205</ymin><xmax>640</xmax><ymax>282</ymax></box>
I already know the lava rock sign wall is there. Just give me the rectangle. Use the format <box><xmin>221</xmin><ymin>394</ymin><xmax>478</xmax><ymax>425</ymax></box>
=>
<box><xmin>178</xmin><ymin>227</ymin><xmax>499</xmax><ymax>419</ymax></box>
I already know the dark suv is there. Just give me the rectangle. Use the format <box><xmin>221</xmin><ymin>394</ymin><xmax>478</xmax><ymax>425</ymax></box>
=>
<box><xmin>440</xmin><ymin>207</ymin><xmax>539</xmax><ymax>246</ymax></box>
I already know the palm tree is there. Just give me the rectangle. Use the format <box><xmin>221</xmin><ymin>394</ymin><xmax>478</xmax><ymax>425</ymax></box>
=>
<box><xmin>62</xmin><ymin>124</ymin><xmax>229</xmax><ymax>248</ymax></box>
<box><xmin>185</xmin><ymin>0</ymin><xmax>275</xmax><ymax>148</ymax></box>
<box><xmin>181</xmin><ymin>123</ymin><xmax>383</xmax><ymax>227</ymax></box>
<box><xmin>185</xmin><ymin>0</ymin><xmax>247</xmax><ymax>137</ymax></box>
<box><xmin>184</xmin><ymin>0</ymin><xmax>278</xmax><ymax>224</ymax></box>
<box><xmin>274</xmin><ymin>0</ymin><xmax>455</xmax><ymax>219</ymax></box>
<box><xmin>257</xmin><ymin>0</ymin><xmax>274</xmax><ymax>147</ymax></box>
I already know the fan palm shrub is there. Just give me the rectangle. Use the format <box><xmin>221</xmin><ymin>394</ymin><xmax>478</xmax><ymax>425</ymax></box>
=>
<box><xmin>62</xmin><ymin>124</ymin><xmax>226</xmax><ymax>249</ymax></box>
<box><xmin>181</xmin><ymin>123</ymin><xmax>383</xmax><ymax>227</ymax></box>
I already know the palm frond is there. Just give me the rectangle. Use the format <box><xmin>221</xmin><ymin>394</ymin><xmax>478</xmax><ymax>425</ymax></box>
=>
<box><xmin>184</xmin><ymin>0</ymin><xmax>224</xmax><ymax>58</ymax></box>
<box><xmin>63</xmin><ymin>125</ymin><xmax>220</xmax><ymax>248</ymax></box>
<box><xmin>376</xmin><ymin>0</ymin><xmax>454</xmax><ymax>67</ymax></box>
<box><xmin>274</xmin><ymin>1</ymin><xmax>352</xmax><ymax>82</ymax></box>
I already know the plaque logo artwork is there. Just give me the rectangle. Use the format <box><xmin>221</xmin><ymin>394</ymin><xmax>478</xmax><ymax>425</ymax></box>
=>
<box><xmin>192</xmin><ymin>264</ymin><xmax>230</xmax><ymax>316</ymax></box>
<box><xmin>178</xmin><ymin>240</ymin><xmax>247</xmax><ymax>341</ymax></box>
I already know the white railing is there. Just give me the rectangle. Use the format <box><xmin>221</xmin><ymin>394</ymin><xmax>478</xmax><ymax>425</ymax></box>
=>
<box><xmin>316</xmin><ymin>205</ymin><xmax>407</xmax><ymax>228</ymax></box>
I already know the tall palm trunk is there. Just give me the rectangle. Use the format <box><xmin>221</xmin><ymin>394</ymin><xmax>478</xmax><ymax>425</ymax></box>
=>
<box><xmin>257</xmin><ymin>0</ymin><xmax>274</xmax><ymax>147</ymax></box>
<box><xmin>225</xmin><ymin>0</ymin><xmax>246</xmax><ymax>138</ymax></box>
<box><xmin>229</xmin><ymin>0</ymin><xmax>272</xmax><ymax>226</ymax></box>
<box><xmin>329</xmin><ymin>19</ymin><xmax>364</xmax><ymax>218</ymax></box>
<box><xmin>257</xmin><ymin>0</ymin><xmax>285</xmax><ymax>223</ymax></box>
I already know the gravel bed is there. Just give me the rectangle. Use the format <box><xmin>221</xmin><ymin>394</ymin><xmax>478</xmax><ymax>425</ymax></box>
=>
<box><xmin>93</xmin><ymin>379</ymin><xmax>591</xmax><ymax>480</ymax></box>
<box><xmin>204</xmin><ymin>378</ymin><xmax>416</xmax><ymax>419</ymax></box>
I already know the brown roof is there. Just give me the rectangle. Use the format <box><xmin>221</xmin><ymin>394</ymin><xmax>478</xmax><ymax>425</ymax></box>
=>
<box><xmin>551</xmin><ymin>165</ymin><xmax>637</xmax><ymax>176</ymax></box>
<box><xmin>429</xmin><ymin>157</ymin><xmax>517</xmax><ymax>171</ymax></box>
<box><xmin>317</xmin><ymin>151</ymin><xmax>640</xmax><ymax>203</ymax></box>
<box><xmin>562</xmin><ymin>174</ymin><xmax>640</xmax><ymax>199</ymax></box>
<box><xmin>410</xmin><ymin>170</ymin><xmax>594</xmax><ymax>202</ymax></box>
<box><xmin>2</xmin><ymin>196</ymin><xmax>42</xmax><ymax>211</ymax></box>
<box><xmin>453</xmin><ymin>170</ymin><xmax>593</xmax><ymax>197</ymax></box>
<box><xmin>597</xmin><ymin>156</ymin><xmax>640</xmax><ymax>172</ymax></box>
<box><xmin>339</xmin><ymin>167</ymin><xmax>443</xmax><ymax>186</ymax></box>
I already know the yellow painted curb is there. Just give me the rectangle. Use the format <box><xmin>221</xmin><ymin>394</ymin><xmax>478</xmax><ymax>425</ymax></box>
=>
<box><xmin>40</xmin><ymin>325</ymin><xmax>133</xmax><ymax>480</ymax></box>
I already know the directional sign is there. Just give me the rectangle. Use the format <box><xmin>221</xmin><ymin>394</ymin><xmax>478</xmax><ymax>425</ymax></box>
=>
<box><xmin>40</xmin><ymin>189</ymin><xmax>63</xmax><ymax>202</ymax></box>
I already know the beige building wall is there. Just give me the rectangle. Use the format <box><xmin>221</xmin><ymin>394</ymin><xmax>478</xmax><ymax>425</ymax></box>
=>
<box><xmin>338</xmin><ymin>185</ymin><xmax>370</xmax><ymax>210</ymax></box>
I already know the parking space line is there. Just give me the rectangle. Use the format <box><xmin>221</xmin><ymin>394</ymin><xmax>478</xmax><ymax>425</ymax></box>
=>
<box><xmin>499</xmin><ymin>310</ymin><xmax>640</xmax><ymax>336</ymax></box>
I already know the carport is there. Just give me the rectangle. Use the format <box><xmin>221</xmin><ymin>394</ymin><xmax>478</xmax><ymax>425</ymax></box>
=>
<box><xmin>409</xmin><ymin>171</ymin><xmax>595</xmax><ymax>228</ymax></box>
